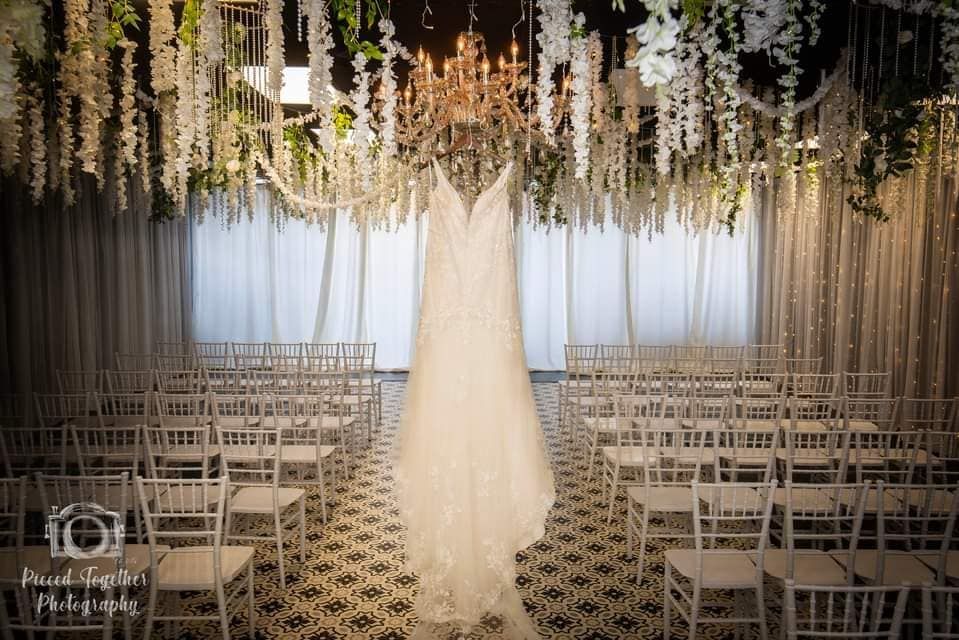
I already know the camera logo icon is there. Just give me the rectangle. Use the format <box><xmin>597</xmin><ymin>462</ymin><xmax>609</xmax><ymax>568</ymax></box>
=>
<box><xmin>46</xmin><ymin>502</ymin><xmax>125</xmax><ymax>560</ymax></box>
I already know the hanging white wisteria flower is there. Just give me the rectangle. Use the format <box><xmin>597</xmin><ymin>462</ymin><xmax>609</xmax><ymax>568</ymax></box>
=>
<box><xmin>0</xmin><ymin>0</ymin><xmax>45</xmax><ymax>124</ymax></box>
<box><xmin>173</xmin><ymin>42</ymin><xmax>197</xmax><ymax>210</ymax></box>
<box><xmin>741</xmin><ymin>0</ymin><xmax>786</xmax><ymax>54</ymax></box>
<box><xmin>137</xmin><ymin>109</ymin><xmax>152</xmax><ymax>196</ymax></box>
<box><xmin>266</xmin><ymin>0</ymin><xmax>285</xmax><ymax>98</ymax></box>
<box><xmin>625</xmin><ymin>0</ymin><xmax>680</xmax><ymax>87</ymax></box>
<box><xmin>118</xmin><ymin>40</ymin><xmax>138</xmax><ymax>169</ymax></box>
<box><xmin>379</xmin><ymin>18</ymin><xmax>399</xmax><ymax>157</ymax></box>
<box><xmin>199</xmin><ymin>0</ymin><xmax>224</xmax><ymax>64</ymax></box>
<box><xmin>148</xmin><ymin>0</ymin><xmax>177</xmax><ymax>95</ymax></box>
<box><xmin>570</xmin><ymin>16</ymin><xmax>591</xmax><ymax>181</ymax></box>
<box><xmin>304</xmin><ymin>0</ymin><xmax>334</xmax><ymax>112</ymax></box>
<box><xmin>535</xmin><ymin>0</ymin><xmax>572</xmax><ymax>142</ymax></box>
<box><xmin>26</xmin><ymin>83</ymin><xmax>44</xmax><ymax>201</ymax></box>
<box><xmin>653</xmin><ymin>86</ymin><xmax>672</xmax><ymax>175</ymax></box>
<box><xmin>714</xmin><ymin>0</ymin><xmax>744</xmax><ymax>204</ymax></box>
<box><xmin>0</xmin><ymin>77</ymin><xmax>20</xmax><ymax>174</ymax></box>
<box><xmin>938</xmin><ymin>3</ymin><xmax>959</xmax><ymax>94</ymax></box>
<box><xmin>676</xmin><ymin>23</ymin><xmax>704</xmax><ymax>156</ymax></box>
<box><xmin>588</xmin><ymin>32</ymin><xmax>606</xmax><ymax>134</ymax></box>
<box><xmin>623</xmin><ymin>35</ymin><xmax>641</xmax><ymax>133</ymax></box>
<box><xmin>350</xmin><ymin>51</ymin><xmax>373</xmax><ymax>188</ymax></box>
<box><xmin>773</xmin><ymin>0</ymin><xmax>802</xmax><ymax>167</ymax></box>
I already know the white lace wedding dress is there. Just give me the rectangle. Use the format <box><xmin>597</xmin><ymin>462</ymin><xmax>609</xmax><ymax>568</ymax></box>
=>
<box><xmin>395</xmin><ymin>160</ymin><xmax>555</xmax><ymax>638</ymax></box>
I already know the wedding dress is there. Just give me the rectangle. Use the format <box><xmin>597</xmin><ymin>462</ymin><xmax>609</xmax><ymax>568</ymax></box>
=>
<box><xmin>395</xmin><ymin>160</ymin><xmax>555</xmax><ymax>638</ymax></box>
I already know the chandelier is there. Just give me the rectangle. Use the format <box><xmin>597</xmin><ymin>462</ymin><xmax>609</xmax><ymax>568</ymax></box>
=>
<box><xmin>396</xmin><ymin>31</ymin><xmax>529</xmax><ymax>149</ymax></box>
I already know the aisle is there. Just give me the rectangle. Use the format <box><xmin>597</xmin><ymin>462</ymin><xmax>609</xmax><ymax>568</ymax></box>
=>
<box><xmin>181</xmin><ymin>381</ymin><xmax>728</xmax><ymax>639</ymax></box>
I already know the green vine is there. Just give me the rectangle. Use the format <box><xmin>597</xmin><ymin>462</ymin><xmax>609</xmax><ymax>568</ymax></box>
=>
<box><xmin>104</xmin><ymin>0</ymin><xmax>140</xmax><ymax>49</ymax></box>
<box><xmin>177</xmin><ymin>0</ymin><xmax>201</xmax><ymax>48</ymax></box>
<box><xmin>847</xmin><ymin>77</ymin><xmax>935</xmax><ymax>221</ymax></box>
<box><xmin>330</xmin><ymin>0</ymin><xmax>383</xmax><ymax>60</ymax></box>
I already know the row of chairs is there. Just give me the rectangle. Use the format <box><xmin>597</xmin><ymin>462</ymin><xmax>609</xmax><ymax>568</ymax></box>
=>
<box><xmin>650</xmin><ymin>479</ymin><xmax>959</xmax><ymax>640</ymax></box>
<box><xmin>143</xmin><ymin>340</ymin><xmax>375</xmax><ymax>371</ymax></box>
<box><xmin>565</xmin><ymin>343</ymin><xmax>788</xmax><ymax>374</ymax></box>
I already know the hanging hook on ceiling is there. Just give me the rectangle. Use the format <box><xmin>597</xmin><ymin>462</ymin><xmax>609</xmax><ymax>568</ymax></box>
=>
<box><xmin>512</xmin><ymin>0</ymin><xmax>526</xmax><ymax>41</ymax></box>
<box><xmin>421</xmin><ymin>0</ymin><xmax>434</xmax><ymax>30</ymax></box>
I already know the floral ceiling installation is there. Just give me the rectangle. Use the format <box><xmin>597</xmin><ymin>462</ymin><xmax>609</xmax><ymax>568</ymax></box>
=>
<box><xmin>0</xmin><ymin>0</ymin><xmax>956</xmax><ymax>233</ymax></box>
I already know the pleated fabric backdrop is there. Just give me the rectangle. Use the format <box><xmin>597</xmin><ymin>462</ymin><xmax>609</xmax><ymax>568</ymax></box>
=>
<box><xmin>0</xmin><ymin>177</ymin><xmax>191</xmax><ymax>396</ymax></box>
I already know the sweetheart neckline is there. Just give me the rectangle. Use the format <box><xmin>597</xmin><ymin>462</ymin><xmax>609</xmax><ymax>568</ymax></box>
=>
<box><xmin>430</xmin><ymin>159</ymin><xmax>513</xmax><ymax>222</ymax></box>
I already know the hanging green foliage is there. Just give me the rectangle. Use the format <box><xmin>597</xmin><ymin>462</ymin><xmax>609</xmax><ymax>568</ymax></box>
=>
<box><xmin>329</xmin><ymin>0</ymin><xmax>383</xmax><ymax>60</ymax></box>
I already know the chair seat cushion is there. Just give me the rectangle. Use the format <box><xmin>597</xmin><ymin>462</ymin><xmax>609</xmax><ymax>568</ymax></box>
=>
<box><xmin>831</xmin><ymin>549</ymin><xmax>935</xmax><ymax>585</ymax></box>
<box><xmin>627</xmin><ymin>486</ymin><xmax>694</xmax><ymax>512</ymax></box>
<box><xmin>62</xmin><ymin>544</ymin><xmax>169</xmax><ymax>579</ymax></box>
<box><xmin>230</xmin><ymin>486</ymin><xmax>305</xmax><ymax>512</ymax></box>
<box><xmin>601</xmin><ymin>446</ymin><xmax>655</xmax><ymax>466</ymax></box>
<box><xmin>281</xmin><ymin>444</ymin><xmax>336</xmax><ymax>463</ymax></box>
<box><xmin>665</xmin><ymin>549</ymin><xmax>761</xmax><ymax>589</ymax></box>
<box><xmin>157</xmin><ymin>546</ymin><xmax>254</xmax><ymax>590</ymax></box>
<box><xmin>696</xmin><ymin>486</ymin><xmax>762</xmax><ymax>511</ymax></box>
<box><xmin>763</xmin><ymin>549</ymin><xmax>847</xmax><ymax>585</ymax></box>
<box><xmin>771</xmin><ymin>487</ymin><xmax>834</xmax><ymax>509</ymax></box>
<box><xmin>0</xmin><ymin>546</ymin><xmax>53</xmax><ymax>582</ymax></box>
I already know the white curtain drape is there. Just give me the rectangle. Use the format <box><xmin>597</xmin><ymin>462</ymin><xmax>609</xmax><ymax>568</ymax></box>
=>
<box><xmin>0</xmin><ymin>177</ymin><xmax>191</xmax><ymax>395</ymax></box>
<box><xmin>191</xmin><ymin>190</ymin><xmax>758</xmax><ymax>370</ymax></box>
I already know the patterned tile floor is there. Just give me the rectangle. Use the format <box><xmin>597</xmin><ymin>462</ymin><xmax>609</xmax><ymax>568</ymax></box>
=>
<box><xmin>175</xmin><ymin>381</ymin><xmax>752</xmax><ymax>639</ymax></box>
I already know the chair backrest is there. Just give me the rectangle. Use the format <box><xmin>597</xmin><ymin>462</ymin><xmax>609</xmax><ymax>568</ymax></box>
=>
<box><xmin>251</xmin><ymin>369</ymin><xmax>300</xmax><ymax>395</ymax></box>
<box><xmin>844</xmin><ymin>397</ymin><xmax>900</xmax><ymax>431</ymax></box>
<box><xmin>270</xmin><ymin>354</ymin><xmax>303</xmax><ymax>372</ymax></box>
<box><xmin>744</xmin><ymin>344</ymin><xmax>783</xmax><ymax>375</ymax></box>
<box><xmin>144</xmin><ymin>424</ymin><xmax>213</xmax><ymax>478</ymax></box>
<box><xmin>691</xmin><ymin>480</ymin><xmax>776</xmax><ymax>568</ymax></box>
<box><xmin>692</xmin><ymin>372</ymin><xmax>737</xmax><ymax>398</ymax></box>
<box><xmin>922</xmin><ymin>585</ymin><xmax>959</xmax><ymax>639</ymax></box>
<box><xmin>153</xmin><ymin>393</ymin><xmax>210</xmax><ymax>428</ymax></box>
<box><xmin>93</xmin><ymin>392</ymin><xmax>152</xmax><ymax>427</ymax></box>
<box><xmin>788</xmin><ymin>395</ymin><xmax>845</xmax><ymax>431</ymax></box>
<box><xmin>34</xmin><ymin>392</ymin><xmax>90</xmax><ymax>427</ymax></box>
<box><xmin>36</xmin><ymin>472</ymin><xmax>131</xmax><ymax>534</ymax></box>
<box><xmin>854</xmin><ymin>482</ymin><xmax>959</xmax><ymax>585</ymax></box>
<box><xmin>269</xmin><ymin>342</ymin><xmax>303</xmax><ymax>359</ymax></box>
<box><xmin>784</xmin><ymin>357</ymin><xmax>823</xmax><ymax>375</ymax></box>
<box><xmin>211</xmin><ymin>394</ymin><xmax>260</xmax><ymax>428</ymax></box>
<box><xmin>915</xmin><ymin>431</ymin><xmax>959</xmax><ymax>485</ymax></box>
<box><xmin>155</xmin><ymin>353</ymin><xmax>195</xmax><ymax>371</ymax></box>
<box><xmin>791</xmin><ymin>373</ymin><xmax>839</xmax><ymax>398</ymax></box>
<box><xmin>849</xmin><ymin>430</ymin><xmax>924</xmax><ymax>484</ymax></box>
<box><xmin>299</xmin><ymin>368</ymin><xmax>345</xmax><ymax>397</ymax></box>
<box><xmin>639</xmin><ymin>428</ymin><xmax>707</xmax><ymax>488</ymax></box>
<box><xmin>782</xmin><ymin>482</ymin><xmax>865</xmax><ymax>580</ymax></box>
<box><xmin>56</xmin><ymin>369</ymin><xmax>103</xmax><ymax>394</ymax></box>
<box><xmin>70</xmin><ymin>424</ymin><xmax>142</xmax><ymax>476</ymax></box>
<box><xmin>598</xmin><ymin>344</ymin><xmax>635</xmax><ymax>375</ymax></box>
<box><xmin>0</xmin><ymin>477</ymin><xmax>25</xmax><ymax>549</ymax></box>
<box><xmin>232</xmin><ymin>342</ymin><xmax>269</xmax><ymax>370</ymax></box>
<box><xmin>137</xmin><ymin>476</ymin><xmax>224</xmax><ymax>543</ymax></box>
<box><xmin>782</xmin><ymin>428</ymin><xmax>851</xmax><ymax>484</ymax></box>
<box><xmin>784</xmin><ymin>580</ymin><xmax>909</xmax><ymax>640</ymax></box>
<box><xmin>673</xmin><ymin>345</ymin><xmax>709</xmax><ymax>373</ymax></box>
<box><xmin>341</xmin><ymin>341</ymin><xmax>376</xmax><ymax>362</ymax></box>
<box><xmin>114</xmin><ymin>352</ymin><xmax>156</xmax><ymax>370</ymax></box>
<box><xmin>105</xmin><ymin>369</ymin><xmax>154</xmax><ymax>394</ymax></box>
<box><xmin>304</xmin><ymin>343</ymin><xmax>341</xmax><ymax>368</ymax></box>
<box><xmin>684</xmin><ymin>396</ymin><xmax>728</xmax><ymax>429</ymax></box>
<box><xmin>844</xmin><ymin>371</ymin><xmax>892</xmax><ymax>399</ymax></box>
<box><xmin>193</xmin><ymin>341</ymin><xmax>230</xmax><ymax>369</ymax></box>
<box><xmin>740</xmin><ymin>372</ymin><xmax>787</xmax><ymax>398</ymax></box>
<box><xmin>709</xmin><ymin>345</ymin><xmax>744</xmax><ymax>361</ymax></box>
<box><xmin>154</xmin><ymin>368</ymin><xmax>202</xmax><ymax>394</ymax></box>
<box><xmin>900</xmin><ymin>397</ymin><xmax>957</xmax><ymax>432</ymax></box>
<box><xmin>636</xmin><ymin>371</ymin><xmax>690</xmax><ymax>398</ymax></box>
<box><xmin>204</xmin><ymin>368</ymin><xmax>243</xmax><ymax>394</ymax></box>
<box><xmin>635</xmin><ymin>345</ymin><xmax>672</xmax><ymax>372</ymax></box>
<box><xmin>730</xmin><ymin>396</ymin><xmax>784</xmax><ymax>430</ymax></box>
<box><xmin>0</xmin><ymin>426</ymin><xmax>68</xmax><ymax>475</ymax></box>
<box><xmin>216</xmin><ymin>426</ymin><xmax>281</xmax><ymax>488</ymax></box>
<box><xmin>0</xmin><ymin>394</ymin><xmax>26</xmax><ymax>429</ymax></box>
<box><xmin>713</xmin><ymin>428</ymin><xmax>779</xmax><ymax>483</ymax></box>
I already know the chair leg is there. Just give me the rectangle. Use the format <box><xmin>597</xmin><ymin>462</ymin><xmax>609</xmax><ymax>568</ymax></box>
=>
<box><xmin>756</xmin><ymin>583</ymin><xmax>769</xmax><ymax>640</ymax></box>
<box><xmin>318</xmin><ymin>462</ymin><xmax>328</xmax><ymax>524</ymax></box>
<box><xmin>216</xmin><ymin>582</ymin><xmax>231</xmax><ymax>640</ymax></box>
<box><xmin>606</xmin><ymin>475</ymin><xmax>619</xmax><ymax>526</ymax></box>
<box><xmin>663</xmin><ymin>562</ymin><xmax>672</xmax><ymax>640</ymax></box>
<box><xmin>143</xmin><ymin>585</ymin><xmax>157</xmax><ymax>640</ymax></box>
<box><xmin>275</xmin><ymin>511</ymin><xmax>287</xmax><ymax>590</ymax></box>
<box><xmin>586</xmin><ymin>433</ymin><xmax>598</xmax><ymax>480</ymax></box>
<box><xmin>247</xmin><ymin>563</ymin><xmax>256</xmax><ymax>640</ymax></box>
<box><xmin>688</xmin><ymin>583</ymin><xmax>700</xmax><ymax>640</ymax></box>
<box><xmin>637</xmin><ymin>505</ymin><xmax>650</xmax><ymax>580</ymax></box>
<box><xmin>299</xmin><ymin>496</ymin><xmax>307</xmax><ymax>563</ymax></box>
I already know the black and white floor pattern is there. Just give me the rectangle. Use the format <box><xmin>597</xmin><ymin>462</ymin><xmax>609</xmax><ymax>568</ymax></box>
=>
<box><xmin>177</xmin><ymin>381</ymin><xmax>746</xmax><ymax>639</ymax></box>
